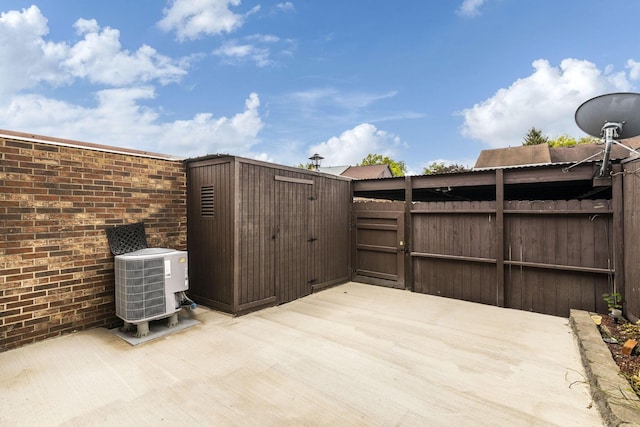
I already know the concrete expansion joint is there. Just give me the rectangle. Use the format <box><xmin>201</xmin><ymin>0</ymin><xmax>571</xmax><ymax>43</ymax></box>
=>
<box><xmin>570</xmin><ymin>309</ymin><xmax>640</xmax><ymax>427</ymax></box>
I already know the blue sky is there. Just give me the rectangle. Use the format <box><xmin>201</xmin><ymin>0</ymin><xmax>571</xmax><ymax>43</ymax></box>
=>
<box><xmin>2</xmin><ymin>1</ymin><xmax>640</xmax><ymax>174</ymax></box>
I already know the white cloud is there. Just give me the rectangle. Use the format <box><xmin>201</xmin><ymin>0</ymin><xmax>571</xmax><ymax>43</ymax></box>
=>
<box><xmin>63</xmin><ymin>18</ymin><xmax>187</xmax><ymax>86</ymax></box>
<box><xmin>215</xmin><ymin>41</ymin><xmax>268</xmax><ymax>65</ymax></box>
<box><xmin>309</xmin><ymin>123</ymin><xmax>403</xmax><ymax>166</ymax></box>
<box><xmin>0</xmin><ymin>91</ymin><xmax>263</xmax><ymax>158</ymax></box>
<box><xmin>0</xmin><ymin>6</ymin><xmax>188</xmax><ymax>94</ymax></box>
<box><xmin>297</xmin><ymin>88</ymin><xmax>397</xmax><ymax>109</ymax></box>
<box><xmin>276</xmin><ymin>2</ymin><xmax>295</xmax><ymax>12</ymax></box>
<box><xmin>158</xmin><ymin>0</ymin><xmax>259</xmax><ymax>41</ymax></box>
<box><xmin>626</xmin><ymin>59</ymin><xmax>640</xmax><ymax>81</ymax></box>
<box><xmin>157</xmin><ymin>92</ymin><xmax>264</xmax><ymax>156</ymax></box>
<box><xmin>459</xmin><ymin>58</ymin><xmax>632</xmax><ymax>147</ymax></box>
<box><xmin>0</xmin><ymin>6</ymin><xmax>70</xmax><ymax>94</ymax></box>
<box><xmin>0</xmin><ymin>5</ymin><xmax>263</xmax><ymax>159</ymax></box>
<box><xmin>0</xmin><ymin>88</ymin><xmax>158</xmax><ymax>143</ymax></box>
<box><xmin>456</xmin><ymin>0</ymin><xmax>486</xmax><ymax>17</ymax></box>
<box><xmin>213</xmin><ymin>34</ymin><xmax>291</xmax><ymax>67</ymax></box>
<box><xmin>286</xmin><ymin>88</ymin><xmax>398</xmax><ymax>121</ymax></box>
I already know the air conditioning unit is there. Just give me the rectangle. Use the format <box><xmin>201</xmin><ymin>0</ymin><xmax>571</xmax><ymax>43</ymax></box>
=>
<box><xmin>115</xmin><ymin>248</ymin><xmax>193</xmax><ymax>337</ymax></box>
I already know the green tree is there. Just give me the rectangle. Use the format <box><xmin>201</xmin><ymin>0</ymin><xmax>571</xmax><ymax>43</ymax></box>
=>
<box><xmin>547</xmin><ymin>134</ymin><xmax>598</xmax><ymax>147</ymax></box>
<box><xmin>296</xmin><ymin>162</ymin><xmax>315</xmax><ymax>170</ymax></box>
<box><xmin>358</xmin><ymin>153</ymin><xmax>407</xmax><ymax>177</ymax></box>
<box><xmin>422</xmin><ymin>161</ymin><xmax>470</xmax><ymax>175</ymax></box>
<box><xmin>522</xmin><ymin>127</ymin><xmax>549</xmax><ymax>146</ymax></box>
<box><xmin>522</xmin><ymin>127</ymin><xmax>599</xmax><ymax>148</ymax></box>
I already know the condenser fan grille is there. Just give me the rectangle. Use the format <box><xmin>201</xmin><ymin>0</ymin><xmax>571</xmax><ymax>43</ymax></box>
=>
<box><xmin>115</xmin><ymin>257</ymin><xmax>166</xmax><ymax>321</ymax></box>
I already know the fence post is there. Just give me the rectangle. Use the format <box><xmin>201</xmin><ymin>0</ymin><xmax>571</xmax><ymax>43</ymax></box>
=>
<box><xmin>611</xmin><ymin>163</ymin><xmax>624</xmax><ymax>308</ymax></box>
<box><xmin>496</xmin><ymin>169</ymin><xmax>505</xmax><ymax>307</ymax></box>
<box><xmin>405</xmin><ymin>175</ymin><xmax>413</xmax><ymax>291</ymax></box>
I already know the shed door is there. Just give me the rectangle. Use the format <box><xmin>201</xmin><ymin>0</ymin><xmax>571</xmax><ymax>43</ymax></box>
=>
<box><xmin>352</xmin><ymin>210</ymin><xmax>405</xmax><ymax>288</ymax></box>
<box><xmin>274</xmin><ymin>176</ymin><xmax>313</xmax><ymax>304</ymax></box>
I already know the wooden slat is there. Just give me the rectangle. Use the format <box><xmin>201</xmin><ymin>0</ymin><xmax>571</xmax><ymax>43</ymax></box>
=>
<box><xmin>504</xmin><ymin>209</ymin><xmax>612</xmax><ymax>214</ymax></box>
<box><xmin>411</xmin><ymin>209</ymin><xmax>496</xmax><ymax>214</ymax></box>
<box><xmin>356</xmin><ymin>223</ymin><xmax>398</xmax><ymax>231</ymax></box>
<box><xmin>275</xmin><ymin>175</ymin><xmax>314</xmax><ymax>185</ymax></box>
<box><xmin>357</xmin><ymin>243</ymin><xmax>396</xmax><ymax>253</ymax></box>
<box><xmin>411</xmin><ymin>252</ymin><xmax>496</xmax><ymax>264</ymax></box>
<box><xmin>236</xmin><ymin>296</ymin><xmax>277</xmax><ymax>313</ymax></box>
<box><xmin>355</xmin><ymin>269</ymin><xmax>398</xmax><ymax>281</ymax></box>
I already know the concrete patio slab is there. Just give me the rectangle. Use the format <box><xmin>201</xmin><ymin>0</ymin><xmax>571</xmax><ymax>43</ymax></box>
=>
<box><xmin>110</xmin><ymin>315</ymin><xmax>200</xmax><ymax>346</ymax></box>
<box><xmin>0</xmin><ymin>282</ymin><xmax>602</xmax><ymax>426</ymax></box>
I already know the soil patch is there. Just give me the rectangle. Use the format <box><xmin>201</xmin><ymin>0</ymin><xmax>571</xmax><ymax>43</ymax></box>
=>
<box><xmin>598</xmin><ymin>314</ymin><xmax>640</xmax><ymax>397</ymax></box>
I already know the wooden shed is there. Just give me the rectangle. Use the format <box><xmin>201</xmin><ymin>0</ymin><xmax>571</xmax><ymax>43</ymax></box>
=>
<box><xmin>185</xmin><ymin>155</ymin><xmax>352</xmax><ymax>314</ymax></box>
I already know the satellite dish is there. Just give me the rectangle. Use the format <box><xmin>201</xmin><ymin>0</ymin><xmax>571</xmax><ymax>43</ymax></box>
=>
<box><xmin>572</xmin><ymin>92</ymin><xmax>640</xmax><ymax>177</ymax></box>
<box><xmin>575</xmin><ymin>92</ymin><xmax>640</xmax><ymax>138</ymax></box>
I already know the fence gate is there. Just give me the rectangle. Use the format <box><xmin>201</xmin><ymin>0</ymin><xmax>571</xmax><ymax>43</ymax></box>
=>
<box><xmin>351</xmin><ymin>208</ymin><xmax>405</xmax><ymax>289</ymax></box>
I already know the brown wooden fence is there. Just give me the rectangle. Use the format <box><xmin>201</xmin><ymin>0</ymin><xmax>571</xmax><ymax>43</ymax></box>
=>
<box><xmin>353</xmin><ymin>198</ymin><xmax>613</xmax><ymax>317</ymax></box>
<box><xmin>415</xmin><ymin>199</ymin><xmax>612</xmax><ymax>316</ymax></box>
<box><xmin>411</xmin><ymin>201</ymin><xmax>498</xmax><ymax>306</ymax></box>
<box><xmin>352</xmin><ymin>164</ymin><xmax>623</xmax><ymax>318</ymax></box>
<box><xmin>623</xmin><ymin>158</ymin><xmax>640</xmax><ymax>323</ymax></box>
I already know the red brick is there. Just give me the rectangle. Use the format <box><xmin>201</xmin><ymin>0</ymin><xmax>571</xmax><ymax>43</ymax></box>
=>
<box><xmin>7</xmin><ymin>300</ymin><xmax>33</xmax><ymax>310</ymax></box>
<box><xmin>5</xmin><ymin>273</ymin><xmax>34</xmax><ymax>282</ymax></box>
<box><xmin>20</xmin><ymin>303</ymin><xmax>49</xmax><ymax>313</ymax></box>
<box><xmin>19</xmin><ymin>291</ymin><xmax>46</xmax><ymax>300</ymax></box>
<box><xmin>0</xmin><ymin>334</ymin><xmax>24</xmax><ymax>349</ymax></box>
<box><xmin>22</xmin><ymin>265</ymin><xmax>48</xmax><ymax>274</ymax></box>
<box><xmin>4</xmin><ymin>313</ymin><xmax>32</xmax><ymax>324</ymax></box>
<box><xmin>6</xmin><ymin>324</ymin><xmax>35</xmax><ymax>336</ymax></box>
<box><xmin>25</xmin><ymin>316</ymin><xmax>50</xmax><ymax>326</ymax></box>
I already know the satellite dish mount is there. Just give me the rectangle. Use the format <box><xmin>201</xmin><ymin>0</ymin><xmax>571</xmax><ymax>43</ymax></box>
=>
<box><xmin>599</xmin><ymin>121</ymin><xmax>624</xmax><ymax>177</ymax></box>
<box><xmin>570</xmin><ymin>92</ymin><xmax>640</xmax><ymax>177</ymax></box>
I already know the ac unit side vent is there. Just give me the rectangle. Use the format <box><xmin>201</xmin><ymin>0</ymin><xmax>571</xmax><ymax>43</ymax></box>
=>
<box><xmin>201</xmin><ymin>185</ymin><xmax>215</xmax><ymax>218</ymax></box>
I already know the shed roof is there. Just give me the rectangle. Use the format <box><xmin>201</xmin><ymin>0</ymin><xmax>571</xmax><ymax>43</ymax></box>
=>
<box><xmin>185</xmin><ymin>154</ymin><xmax>352</xmax><ymax>181</ymax></box>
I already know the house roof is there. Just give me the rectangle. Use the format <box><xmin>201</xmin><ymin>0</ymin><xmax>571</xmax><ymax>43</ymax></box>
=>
<box><xmin>474</xmin><ymin>136</ymin><xmax>640</xmax><ymax>170</ymax></box>
<box><xmin>317</xmin><ymin>164</ymin><xmax>394</xmax><ymax>179</ymax></box>
<box><xmin>550</xmin><ymin>136</ymin><xmax>640</xmax><ymax>163</ymax></box>
<box><xmin>474</xmin><ymin>144</ymin><xmax>552</xmax><ymax>169</ymax></box>
<box><xmin>341</xmin><ymin>164</ymin><xmax>393</xmax><ymax>179</ymax></box>
<box><xmin>317</xmin><ymin>165</ymin><xmax>350</xmax><ymax>175</ymax></box>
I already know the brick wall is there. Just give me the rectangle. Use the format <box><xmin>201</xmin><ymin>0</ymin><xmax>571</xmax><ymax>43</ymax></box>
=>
<box><xmin>0</xmin><ymin>135</ymin><xmax>186</xmax><ymax>351</ymax></box>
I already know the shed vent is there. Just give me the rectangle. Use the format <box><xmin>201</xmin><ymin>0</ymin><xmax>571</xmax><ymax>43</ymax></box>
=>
<box><xmin>201</xmin><ymin>185</ymin><xmax>215</xmax><ymax>218</ymax></box>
